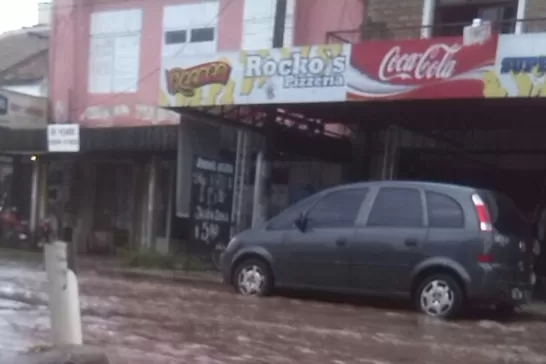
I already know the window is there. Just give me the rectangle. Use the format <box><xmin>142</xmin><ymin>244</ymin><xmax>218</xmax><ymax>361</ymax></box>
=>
<box><xmin>306</xmin><ymin>189</ymin><xmax>368</xmax><ymax>228</ymax></box>
<box><xmin>368</xmin><ymin>188</ymin><xmax>423</xmax><ymax>228</ymax></box>
<box><xmin>165</xmin><ymin>30</ymin><xmax>187</xmax><ymax>45</ymax></box>
<box><xmin>433</xmin><ymin>1</ymin><xmax>517</xmax><ymax>36</ymax></box>
<box><xmin>88</xmin><ymin>9</ymin><xmax>143</xmax><ymax>93</ymax></box>
<box><xmin>426</xmin><ymin>191</ymin><xmax>464</xmax><ymax>228</ymax></box>
<box><xmin>162</xmin><ymin>3</ymin><xmax>219</xmax><ymax>57</ymax></box>
<box><xmin>190</xmin><ymin>28</ymin><xmax>215</xmax><ymax>42</ymax></box>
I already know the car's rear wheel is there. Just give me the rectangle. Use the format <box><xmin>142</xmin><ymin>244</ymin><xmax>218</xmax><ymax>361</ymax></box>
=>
<box><xmin>415</xmin><ymin>274</ymin><xmax>464</xmax><ymax>319</ymax></box>
<box><xmin>233</xmin><ymin>259</ymin><xmax>272</xmax><ymax>297</ymax></box>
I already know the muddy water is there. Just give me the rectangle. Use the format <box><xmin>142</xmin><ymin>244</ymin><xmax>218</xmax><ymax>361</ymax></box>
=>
<box><xmin>1</xmin><ymin>257</ymin><xmax>546</xmax><ymax>363</ymax></box>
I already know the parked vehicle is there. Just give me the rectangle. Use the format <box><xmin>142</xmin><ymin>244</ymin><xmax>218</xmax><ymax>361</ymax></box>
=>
<box><xmin>220</xmin><ymin>181</ymin><xmax>538</xmax><ymax>319</ymax></box>
<box><xmin>0</xmin><ymin>205</ymin><xmax>30</xmax><ymax>247</ymax></box>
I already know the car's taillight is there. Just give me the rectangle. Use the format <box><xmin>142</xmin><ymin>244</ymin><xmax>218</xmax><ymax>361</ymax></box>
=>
<box><xmin>472</xmin><ymin>194</ymin><xmax>492</xmax><ymax>232</ymax></box>
<box><xmin>477</xmin><ymin>254</ymin><xmax>492</xmax><ymax>263</ymax></box>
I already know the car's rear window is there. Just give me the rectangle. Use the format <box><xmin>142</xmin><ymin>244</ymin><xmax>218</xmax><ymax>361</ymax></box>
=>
<box><xmin>479</xmin><ymin>190</ymin><xmax>530</xmax><ymax>236</ymax></box>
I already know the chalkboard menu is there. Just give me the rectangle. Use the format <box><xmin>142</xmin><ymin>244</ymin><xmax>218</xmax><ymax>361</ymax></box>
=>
<box><xmin>189</xmin><ymin>156</ymin><xmax>234</xmax><ymax>250</ymax></box>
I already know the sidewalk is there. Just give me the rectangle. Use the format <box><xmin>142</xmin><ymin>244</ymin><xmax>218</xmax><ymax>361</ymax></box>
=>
<box><xmin>0</xmin><ymin>248</ymin><xmax>223</xmax><ymax>286</ymax></box>
<box><xmin>3</xmin><ymin>248</ymin><xmax>546</xmax><ymax>312</ymax></box>
<box><xmin>2</xmin><ymin>345</ymin><xmax>111</xmax><ymax>364</ymax></box>
<box><xmin>93</xmin><ymin>266</ymin><xmax>223</xmax><ymax>286</ymax></box>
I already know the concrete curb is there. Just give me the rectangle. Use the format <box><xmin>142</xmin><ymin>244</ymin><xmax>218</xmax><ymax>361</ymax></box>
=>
<box><xmin>94</xmin><ymin>267</ymin><xmax>223</xmax><ymax>287</ymax></box>
<box><xmin>4</xmin><ymin>345</ymin><xmax>110</xmax><ymax>364</ymax></box>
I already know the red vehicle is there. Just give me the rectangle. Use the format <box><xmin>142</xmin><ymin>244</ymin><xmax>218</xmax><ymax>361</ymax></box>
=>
<box><xmin>0</xmin><ymin>205</ymin><xmax>30</xmax><ymax>246</ymax></box>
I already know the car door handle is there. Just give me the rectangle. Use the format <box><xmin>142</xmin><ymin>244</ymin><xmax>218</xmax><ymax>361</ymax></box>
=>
<box><xmin>404</xmin><ymin>238</ymin><xmax>419</xmax><ymax>247</ymax></box>
<box><xmin>335</xmin><ymin>238</ymin><xmax>347</xmax><ymax>247</ymax></box>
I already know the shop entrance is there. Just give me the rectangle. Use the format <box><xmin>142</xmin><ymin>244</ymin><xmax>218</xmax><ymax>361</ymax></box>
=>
<box><xmin>173</xmin><ymin>97</ymin><xmax>546</xmax><ymax>273</ymax></box>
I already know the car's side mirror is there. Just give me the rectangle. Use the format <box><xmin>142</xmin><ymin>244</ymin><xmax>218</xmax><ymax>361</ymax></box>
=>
<box><xmin>295</xmin><ymin>213</ymin><xmax>307</xmax><ymax>232</ymax></box>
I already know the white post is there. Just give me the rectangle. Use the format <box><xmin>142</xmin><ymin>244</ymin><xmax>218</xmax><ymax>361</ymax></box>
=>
<box><xmin>421</xmin><ymin>0</ymin><xmax>435</xmax><ymax>39</ymax></box>
<box><xmin>515</xmin><ymin>0</ymin><xmax>527</xmax><ymax>34</ymax></box>
<box><xmin>44</xmin><ymin>241</ymin><xmax>83</xmax><ymax>345</ymax></box>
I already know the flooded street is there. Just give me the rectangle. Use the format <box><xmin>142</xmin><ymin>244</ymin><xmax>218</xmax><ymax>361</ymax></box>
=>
<box><xmin>2</xmin><ymin>256</ymin><xmax>546</xmax><ymax>363</ymax></box>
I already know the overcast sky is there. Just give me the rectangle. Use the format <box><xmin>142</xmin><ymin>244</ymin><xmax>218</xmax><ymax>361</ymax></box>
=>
<box><xmin>0</xmin><ymin>0</ymin><xmax>40</xmax><ymax>34</ymax></box>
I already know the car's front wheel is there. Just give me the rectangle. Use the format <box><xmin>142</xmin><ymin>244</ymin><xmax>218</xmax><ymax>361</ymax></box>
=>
<box><xmin>233</xmin><ymin>259</ymin><xmax>273</xmax><ymax>297</ymax></box>
<box><xmin>415</xmin><ymin>274</ymin><xmax>464</xmax><ymax>319</ymax></box>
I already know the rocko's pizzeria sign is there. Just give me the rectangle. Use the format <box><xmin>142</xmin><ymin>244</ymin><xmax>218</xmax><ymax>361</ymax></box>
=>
<box><xmin>159</xmin><ymin>44</ymin><xmax>351</xmax><ymax>107</ymax></box>
<box><xmin>243</xmin><ymin>51</ymin><xmax>347</xmax><ymax>89</ymax></box>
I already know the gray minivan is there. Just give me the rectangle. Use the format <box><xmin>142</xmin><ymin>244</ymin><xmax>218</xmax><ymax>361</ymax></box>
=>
<box><xmin>220</xmin><ymin>181</ymin><xmax>538</xmax><ymax>318</ymax></box>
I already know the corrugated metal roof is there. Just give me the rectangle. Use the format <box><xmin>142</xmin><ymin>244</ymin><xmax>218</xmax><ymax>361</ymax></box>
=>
<box><xmin>0</xmin><ymin>25</ymin><xmax>49</xmax><ymax>84</ymax></box>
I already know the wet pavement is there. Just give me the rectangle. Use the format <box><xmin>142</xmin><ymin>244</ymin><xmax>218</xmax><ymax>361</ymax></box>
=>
<box><xmin>2</xmin><ymin>256</ymin><xmax>546</xmax><ymax>363</ymax></box>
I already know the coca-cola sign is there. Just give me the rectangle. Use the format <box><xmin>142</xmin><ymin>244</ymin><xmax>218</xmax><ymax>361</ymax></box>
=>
<box><xmin>347</xmin><ymin>35</ymin><xmax>498</xmax><ymax>100</ymax></box>
<box><xmin>378</xmin><ymin>44</ymin><xmax>462</xmax><ymax>82</ymax></box>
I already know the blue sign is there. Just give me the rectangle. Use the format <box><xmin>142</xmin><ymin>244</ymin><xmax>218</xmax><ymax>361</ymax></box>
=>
<box><xmin>500</xmin><ymin>56</ymin><xmax>546</xmax><ymax>75</ymax></box>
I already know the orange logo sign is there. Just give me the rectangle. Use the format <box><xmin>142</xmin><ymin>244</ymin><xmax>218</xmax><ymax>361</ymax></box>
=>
<box><xmin>165</xmin><ymin>61</ymin><xmax>232</xmax><ymax>97</ymax></box>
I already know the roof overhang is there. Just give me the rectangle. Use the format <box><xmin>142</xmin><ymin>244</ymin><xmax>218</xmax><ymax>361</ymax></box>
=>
<box><xmin>0</xmin><ymin>88</ymin><xmax>48</xmax><ymax>130</ymax></box>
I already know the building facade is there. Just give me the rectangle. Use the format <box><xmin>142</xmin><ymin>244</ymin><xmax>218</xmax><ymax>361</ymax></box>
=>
<box><xmin>46</xmin><ymin>0</ymin><xmax>546</xmax><ymax>255</ymax></box>
<box><xmin>47</xmin><ymin>0</ymin><xmax>360</xmax><ymax>254</ymax></box>
<box><xmin>0</xmin><ymin>2</ymin><xmax>51</xmax><ymax>240</ymax></box>
<box><xmin>331</xmin><ymin>0</ymin><xmax>546</xmax><ymax>42</ymax></box>
<box><xmin>50</xmin><ymin>0</ymin><xmax>363</xmax><ymax>127</ymax></box>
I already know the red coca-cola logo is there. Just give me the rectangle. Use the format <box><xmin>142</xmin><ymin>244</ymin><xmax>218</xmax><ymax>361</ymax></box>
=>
<box><xmin>378</xmin><ymin>43</ymin><xmax>463</xmax><ymax>82</ymax></box>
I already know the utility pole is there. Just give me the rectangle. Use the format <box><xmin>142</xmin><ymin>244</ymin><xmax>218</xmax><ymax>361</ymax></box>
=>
<box><xmin>266</xmin><ymin>0</ymin><xmax>287</xmax><ymax>216</ymax></box>
<box><xmin>272</xmin><ymin>0</ymin><xmax>287</xmax><ymax>47</ymax></box>
<box><xmin>252</xmin><ymin>0</ymin><xmax>287</xmax><ymax>225</ymax></box>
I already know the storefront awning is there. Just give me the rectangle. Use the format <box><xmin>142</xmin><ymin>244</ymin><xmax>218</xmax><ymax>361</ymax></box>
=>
<box><xmin>0</xmin><ymin>126</ymin><xmax>46</xmax><ymax>152</ymax></box>
<box><xmin>0</xmin><ymin>88</ymin><xmax>48</xmax><ymax>129</ymax></box>
<box><xmin>0</xmin><ymin>88</ymin><xmax>48</xmax><ymax>153</ymax></box>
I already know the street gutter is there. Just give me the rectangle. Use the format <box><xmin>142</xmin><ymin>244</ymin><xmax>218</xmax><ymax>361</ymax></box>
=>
<box><xmin>94</xmin><ymin>267</ymin><xmax>223</xmax><ymax>287</ymax></box>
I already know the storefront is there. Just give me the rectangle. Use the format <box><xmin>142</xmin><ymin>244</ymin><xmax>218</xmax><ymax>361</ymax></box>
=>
<box><xmin>0</xmin><ymin>88</ymin><xmax>48</xmax><ymax>235</ymax></box>
<box><xmin>159</xmin><ymin>32</ymin><xmax>546</xmax><ymax>253</ymax></box>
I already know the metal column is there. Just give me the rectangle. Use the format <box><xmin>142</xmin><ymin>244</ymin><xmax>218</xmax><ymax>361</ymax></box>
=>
<box><xmin>29</xmin><ymin>157</ymin><xmax>41</xmax><ymax>235</ymax></box>
<box><xmin>349</xmin><ymin>125</ymin><xmax>369</xmax><ymax>182</ymax></box>
<box><xmin>38</xmin><ymin>160</ymin><xmax>48</xmax><ymax>221</ymax></box>
<box><xmin>380</xmin><ymin>125</ymin><xmax>401</xmax><ymax>180</ymax></box>
<box><xmin>252</xmin><ymin>150</ymin><xmax>267</xmax><ymax>227</ymax></box>
<box><xmin>145</xmin><ymin>156</ymin><xmax>158</xmax><ymax>249</ymax></box>
<box><xmin>231</xmin><ymin>129</ymin><xmax>250</xmax><ymax>235</ymax></box>
<box><xmin>515</xmin><ymin>0</ymin><xmax>527</xmax><ymax>34</ymax></box>
<box><xmin>165</xmin><ymin>160</ymin><xmax>176</xmax><ymax>252</ymax></box>
<box><xmin>421</xmin><ymin>0</ymin><xmax>435</xmax><ymax>39</ymax></box>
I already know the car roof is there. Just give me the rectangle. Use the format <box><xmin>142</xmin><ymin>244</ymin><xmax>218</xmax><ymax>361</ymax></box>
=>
<box><xmin>322</xmin><ymin>180</ymin><xmax>477</xmax><ymax>195</ymax></box>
